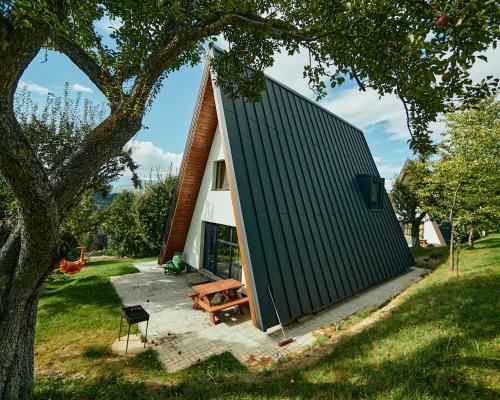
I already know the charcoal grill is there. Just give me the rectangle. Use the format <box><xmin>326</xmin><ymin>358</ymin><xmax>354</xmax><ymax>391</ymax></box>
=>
<box><xmin>118</xmin><ymin>305</ymin><xmax>149</xmax><ymax>354</ymax></box>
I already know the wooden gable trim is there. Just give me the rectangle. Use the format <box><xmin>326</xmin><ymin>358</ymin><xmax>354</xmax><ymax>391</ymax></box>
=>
<box><xmin>159</xmin><ymin>65</ymin><xmax>218</xmax><ymax>263</ymax></box>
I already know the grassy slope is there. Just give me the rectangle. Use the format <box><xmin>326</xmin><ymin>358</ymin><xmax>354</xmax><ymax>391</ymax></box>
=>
<box><xmin>34</xmin><ymin>236</ymin><xmax>500</xmax><ymax>399</ymax></box>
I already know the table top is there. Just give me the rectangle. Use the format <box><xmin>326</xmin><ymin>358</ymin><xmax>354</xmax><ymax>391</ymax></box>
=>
<box><xmin>192</xmin><ymin>278</ymin><xmax>243</xmax><ymax>297</ymax></box>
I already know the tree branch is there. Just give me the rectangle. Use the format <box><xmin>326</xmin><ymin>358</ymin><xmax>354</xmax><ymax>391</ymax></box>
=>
<box><xmin>52</xmin><ymin>12</ymin><xmax>312</xmax><ymax>215</ymax></box>
<box><xmin>398</xmin><ymin>89</ymin><xmax>414</xmax><ymax>139</ymax></box>
<box><xmin>351</xmin><ymin>66</ymin><xmax>366</xmax><ymax>91</ymax></box>
<box><xmin>416</xmin><ymin>211</ymin><xmax>427</xmax><ymax>223</ymax></box>
<box><xmin>130</xmin><ymin>12</ymin><xmax>311</xmax><ymax>108</ymax></box>
<box><xmin>50</xmin><ymin>34</ymin><xmax>115</xmax><ymax>97</ymax></box>
<box><xmin>52</xmin><ymin>109</ymin><xmax>143</xmax><ymax>214</ymax></box>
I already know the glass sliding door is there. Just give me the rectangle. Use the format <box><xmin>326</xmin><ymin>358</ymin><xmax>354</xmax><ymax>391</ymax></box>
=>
<box><xmin>202</xmin><ymin>222</ymin><xmax>217</xmax><ymax>274</ymax></box>
<box><xmin>203</xmin><ymin>222</ymin><xmax>242</xmax><ymax>281</ymax></box>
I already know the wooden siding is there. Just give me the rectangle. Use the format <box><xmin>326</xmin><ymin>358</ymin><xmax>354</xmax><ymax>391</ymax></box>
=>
<box><xmin>159</xmin><ymin>66</ymin><xmax>218</xmax><ymax>263</ymax></box>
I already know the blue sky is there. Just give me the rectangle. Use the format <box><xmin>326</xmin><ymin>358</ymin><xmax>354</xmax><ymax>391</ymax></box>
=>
<box><xmin>18</xmin><ymin>30</ymin><xmax>499</xmax><ymax>191</ymax></box>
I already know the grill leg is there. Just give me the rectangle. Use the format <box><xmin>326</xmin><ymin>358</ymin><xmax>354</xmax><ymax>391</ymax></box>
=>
<box><xmin>144</xmin><ymin>319</ymin><xmax>149</xmax><ymax>348</ymax></box>
<box><xmin>118</xmin><ymin>314</ymin><xmax>123</xmax><ymax>341</ymax></box>
<box><xmin>125</xmin><ymin>323</ymin><xmax>131</xmax><ymax>354</ymax></box>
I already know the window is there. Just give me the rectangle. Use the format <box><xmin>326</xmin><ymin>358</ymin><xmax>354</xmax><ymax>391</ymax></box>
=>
<box><xmin>357</xmin><ymin>174</ymin><xmax>385</xmax><ymax>210</ymax></box>
<box><xmin>401</xmin><ymin>223</ymin><xmax>425</xmax><ymax>244</ymax></box>
<box><xmin>213</xmin><ymin>160</ymin><xmax>229</xmax><ymax>190</ymax></box>
<box><xmin>202</xmin><ymin>223</ymin><xmax>242</xmax><ymax>281</ymax></box>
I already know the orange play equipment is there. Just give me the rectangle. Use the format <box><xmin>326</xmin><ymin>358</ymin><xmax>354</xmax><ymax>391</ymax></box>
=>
<box><xmin>59</xmin><ymin>246</ymin><xmax>86</xmax><ymax>275</ymax></box>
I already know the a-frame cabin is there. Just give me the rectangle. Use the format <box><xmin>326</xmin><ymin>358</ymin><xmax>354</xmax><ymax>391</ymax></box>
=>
<box><xmin>160</xmin><ymin>51</ymin><xmax>415</xmax><ymax>332</ymax></box>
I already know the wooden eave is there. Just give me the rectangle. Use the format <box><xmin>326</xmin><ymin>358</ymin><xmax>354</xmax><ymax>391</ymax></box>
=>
<box><xmin>159</xmin><ymin>65</ymin><xmax>218</xmax><ymax>263</ymax></box>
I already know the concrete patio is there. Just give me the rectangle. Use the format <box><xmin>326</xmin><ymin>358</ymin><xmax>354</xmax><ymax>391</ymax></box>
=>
<box><xmin>110</xmin><ymin>262</ymin><xmax>428</xmax><ymax>372</ymax></box>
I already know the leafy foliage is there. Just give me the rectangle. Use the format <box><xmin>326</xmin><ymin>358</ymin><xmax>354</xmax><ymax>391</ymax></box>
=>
<box><xmin>5</xmin><ymin>1</ymin><xmax>494</xmax><ymax>153</ymax></box>
<box><xmin>0</xmin><ymin>87</ymin><xmax>140</xmax><ymax>249</ymax></box>
<box><xmin>301</xmin><ymin>0</ymin><xmax>500</xmax><ymax>153</ymax></box>
<box><xmin>134</xmin><ymin>171</ymin><xmax>177</xmax><ymax>251</ymax></box>
<box><xmin>14</xmin><ymin>85</ymin><xmax>140</xmax><ymax>195</ymax></box>
<box><xmin>421</xmin><ymin>97</ymin><xmax>499</xmax><ymax>230</ymax></box>
<box><xmin>419</xmin><ymin>97</ymin><xmax>500</xmax><ymax>266</ymax></box>
<box><xmin>103</xmin><ymin>172</ymin><xmax>177</xmax><ymax>257</ymax></box>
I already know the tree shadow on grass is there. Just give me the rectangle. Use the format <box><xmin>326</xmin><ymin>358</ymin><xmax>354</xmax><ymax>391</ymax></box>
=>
<box><xmin>34</xmin><ymin>337</ymin><xmax>499</xmax><ymax>400</ymax></box>
<box><xmin>34</xmin><ymin>266</ymin><xmax>499</xmax><ymax>399</ymax></box>
<box><xmin>474</xmin><ymin>236</ymin><xmax>500</xmax><ymax>250</ymax></box>
<box><xmin>34</xmin><ymin>245</ymin><xmax>499</xmax><ymax>399</ymax></box>
<box><xmin>39</xmin><ymin>277</ymin><xmax>123</xmax><ymax>323</ymax></box>
<box><xmin>85</xmin><ymin>259</ymin><xmax>130</xmax><ymax>267</ymax></box>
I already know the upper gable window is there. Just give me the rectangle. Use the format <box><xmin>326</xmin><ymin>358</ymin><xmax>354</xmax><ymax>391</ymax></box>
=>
<box><xmin>357</xmin><ymin>174</ymin><xmax>384</xmax><ymax>211</ymax></box>
<box><xmin>213</xmin><ymin>160</ymin><xmax>229</xmax><ymax>190</ymax></box>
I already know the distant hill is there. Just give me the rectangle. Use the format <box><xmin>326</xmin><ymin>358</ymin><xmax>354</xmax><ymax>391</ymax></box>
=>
<box><xmin>93</xmin><ymin>193</ymin><xmax>117</xmax><ymax>210</ymax></box>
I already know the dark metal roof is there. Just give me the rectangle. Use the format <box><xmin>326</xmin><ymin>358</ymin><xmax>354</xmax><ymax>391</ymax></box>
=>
<box><xmin>220</xmin><ymin>76</ymin><xmax>415</xmax><ymax>331</ymax></box>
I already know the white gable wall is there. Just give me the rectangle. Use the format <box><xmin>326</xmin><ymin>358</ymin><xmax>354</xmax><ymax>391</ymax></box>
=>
<box><xmin>423</xmin><ymin>219</ymin><xmax>443</xmax><ymax>246</ymax></box>
<box><xmin>182</xmin><ymin>125</ymin><xmax>236</xmax><ymax>270</ymax></box>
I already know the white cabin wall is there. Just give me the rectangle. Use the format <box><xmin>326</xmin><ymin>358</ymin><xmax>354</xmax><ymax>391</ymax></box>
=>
<box><xmin>182</xmin><ymin>125</ymin><xmax>236</xmax><ymax>270</ymax></box>
<box><xmin>423</xmin><ymin>220</ymin><xmax>442</xmax><ymax>246</ymax></box>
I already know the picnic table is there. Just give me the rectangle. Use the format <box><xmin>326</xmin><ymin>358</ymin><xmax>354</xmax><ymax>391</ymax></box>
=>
<box><xmin>187</xmin><ymin>278</ymin><xmax>249</xmax><ymax>325</ymax></box>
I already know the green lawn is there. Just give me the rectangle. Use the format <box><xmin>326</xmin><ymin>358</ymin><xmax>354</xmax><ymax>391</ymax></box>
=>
<box><xmin>34</xmin><ymin>235</ymin><xmax>500</xmax><ymax>399</ymax></box>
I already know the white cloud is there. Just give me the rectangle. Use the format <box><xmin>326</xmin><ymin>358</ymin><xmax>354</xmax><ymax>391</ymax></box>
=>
<box><xmin>128</xmin><ymin>140</ymin><xmax>183</xmax><ymax>177</ymax></box>
<box><xmin>72</xmin><ymin>83</ymin><xmax>93</xmax><ymax>93</ymax></box>
<box><xmin>114</xmin><ymin>140</ymin><xmax>183</xmax><ymax>190</ymax></box>
<box><xmin>320</xmin><ymin>45</ymin><xmax>499</xmax><ymax>143</ymax></box>
<box><xmin>323</xmin><ymin>87</ymin><xmax>408</xmax><ymax>140</ymax></box>
<box><xmin>469</xmin><ymin>46</ymin><xmax>500</xmax><ymax>83</ymax></box>
<box><xmin>384</xmin><ymin>178</ymin><xmax>396</xmax><ymax>192</ymax></box>
<box><xmin>265</xmin><ymin>48</ymin><xmax>315</xmax><ymax>98</ymax></box>
<box><xmin>18</xmin><ymin>80</ymin><xmax>52</xmax><ymax>95</ymax></box>
<box><xmin>98</xmin><ymin>15</ymin><xmax>123</xmax><ymax>33</ymax></box>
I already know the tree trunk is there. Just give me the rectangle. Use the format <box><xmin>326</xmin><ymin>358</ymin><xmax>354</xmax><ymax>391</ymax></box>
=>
<box><xmin>449</xmin><ymin>222</ymin><xmax>455</xmax><ymax>271</ymax></box>
<box><xmin>448</xmin><ymin>182</ymin><xmax>462</xmax><ymax>272</ymax></box>
<box><xmin>468</xmin><ymin>228</ymin><xmax>474</xmax><ymax>249</ymax></box>
<box><xmin>411</xmin><ymin>222</ymin><xmax>421</xmax><ymax>248</ymax></box>
<box><xmin>0</xmin><ymin>286</ymin><xmax>41</xmax><ymax>399</ymax></box>
<box><xmin>0</xmin><ymin>224</ymin><xmax>58</xmax><ymax>399</ymax></box>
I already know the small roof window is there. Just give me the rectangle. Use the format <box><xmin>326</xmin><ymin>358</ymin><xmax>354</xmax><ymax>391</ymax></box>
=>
<box><xmin>357</xmin><ymin>174</ymin><xmax>384</xmax><ymax>210</ymax></box>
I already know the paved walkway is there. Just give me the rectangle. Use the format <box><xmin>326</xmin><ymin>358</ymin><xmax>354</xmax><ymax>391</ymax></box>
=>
<box><xmin>111</xmin><ymin>262</ymin><xmax>428</xmax><ymax>372</ymax></box>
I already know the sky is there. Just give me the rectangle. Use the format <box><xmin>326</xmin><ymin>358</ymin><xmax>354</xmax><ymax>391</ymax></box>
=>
<box><xmin>18</xmin><ymin>23</ymin><xmax>499</xmax><ymax>191</ymax></box>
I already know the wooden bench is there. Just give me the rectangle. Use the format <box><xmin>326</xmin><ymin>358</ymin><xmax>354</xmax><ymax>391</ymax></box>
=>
<box><xmin>193</xmin><ymin>295</ymin><xmax>249</xmax><ymax>325</ymax></box>
<box><xmin>186</xmin><ymin>290</ymin><xmax>199</xmax><ymax>309</ymax></box>
<box><xmin>187</xmin><ymin>278</ymin><xmax>248</xmax><ymax>325</ymax></box>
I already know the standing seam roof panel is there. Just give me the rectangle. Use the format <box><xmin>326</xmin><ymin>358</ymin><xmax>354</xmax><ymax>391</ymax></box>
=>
<box><xmin>303</xmin><ymin>100</ymin><xmax>382</xmax><ymax>287</ymax></box>
<box><xmin>264</xmin><ymin>81</ymin><xmax>325</xmax><ymax>310</ymax></box>
<box><xmin>232</xmin><ymin>97</ymin><xmax>293</xmax><ymax>323</ymax></box>
<box><xmin>219</xmin><ymin>72</ymin><xmax>414</xmax><ymax>330</ymax></box>
<box><xmin>243</xmin><ymin>100</ymin><xmax>303</xmax><ymax>318</ymax></box>
<box><xmin>251</xmin><ymin>99</ymin><xmax>314</xmax><ymax>313</ymax></box>
<box><xmin>278</xmin><ymin>86</ymin><xmax>339</xmax><ymax>303</ymax></box>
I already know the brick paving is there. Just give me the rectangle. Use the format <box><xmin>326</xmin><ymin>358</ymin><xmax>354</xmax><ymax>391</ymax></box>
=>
<box><xmin>111</xmin><ymin>262</ymin><xmax>428</xmax><ymax>372</ymax></box>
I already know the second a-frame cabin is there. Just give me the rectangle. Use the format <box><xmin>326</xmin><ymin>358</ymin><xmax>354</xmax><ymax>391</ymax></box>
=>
<box><xmin>160</xmin><ymin>51</ymin><xmax>415</xmax><ymax>332</ymax></box>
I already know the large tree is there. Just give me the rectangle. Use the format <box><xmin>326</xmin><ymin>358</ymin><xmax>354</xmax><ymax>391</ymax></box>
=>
<box><xmin>0</xmin><ymin>1</ymin><xmax>499</xmax><ymax>397</ymax></box>
<box><xmin>420</xmin><ymin>97</ymin><xmax>500</xmax><ymax>270</ymax></box>
<box><xmin>391</xmin><ymin>159</ymin><xmax>431</xmax><ymax>248</ymax></box>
